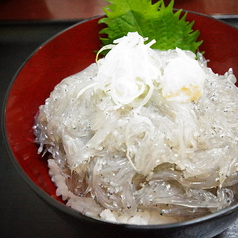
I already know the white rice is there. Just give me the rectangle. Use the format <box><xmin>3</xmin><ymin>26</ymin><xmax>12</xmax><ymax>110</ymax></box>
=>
<box><xmin>34</xmin><ymin>33</ymin><xmax>238</xmax><ymax>224</ymax></box>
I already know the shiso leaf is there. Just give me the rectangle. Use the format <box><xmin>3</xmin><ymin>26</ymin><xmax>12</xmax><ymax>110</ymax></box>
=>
<box><xmin>99</xmin><ymin>0</ymin><xmax>202</xmax><ymax>53</ymax></box>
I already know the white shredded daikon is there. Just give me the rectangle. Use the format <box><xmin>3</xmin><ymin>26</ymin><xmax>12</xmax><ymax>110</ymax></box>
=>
<box><xmin>34</xmin><ymin>32</ymin><xmax>238</xmax><ymax>224</ymax></box>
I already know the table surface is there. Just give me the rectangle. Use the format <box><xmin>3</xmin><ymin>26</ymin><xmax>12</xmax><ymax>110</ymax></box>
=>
<box><xmin>1</xmin><ymin>1</ymin><xmax>238</xmax><ymax>237</ymax></box>
<box><xmin>0</xmin><ymin>0</ymin><xmax>238</xmax><ymax>21</ymax></box>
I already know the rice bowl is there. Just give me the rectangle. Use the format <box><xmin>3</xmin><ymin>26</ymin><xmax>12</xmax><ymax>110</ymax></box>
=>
<box><xmin>3</xmin><ymin>13</ymin><xmax>238</xmax><ymax>238</ymax></box>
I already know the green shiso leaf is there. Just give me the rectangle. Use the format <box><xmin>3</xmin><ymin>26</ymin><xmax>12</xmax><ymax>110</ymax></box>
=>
<box><xmin>99</xmin><ymin>0</ymin><xmax>202</xmax><ymax>53</ymax></box>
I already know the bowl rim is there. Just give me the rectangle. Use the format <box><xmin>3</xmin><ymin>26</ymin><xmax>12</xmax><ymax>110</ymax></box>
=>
<box><xmin>2</xmin><ymin>12</ymin><xmax>238</xmax><ymax>229</ymax></box>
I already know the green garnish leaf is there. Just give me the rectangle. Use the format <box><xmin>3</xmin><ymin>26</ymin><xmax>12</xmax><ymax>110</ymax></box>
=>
<box><xmin>99</xmin><ymin>0</ymin><xmax>202</xmax><ymax>53</ymax></box>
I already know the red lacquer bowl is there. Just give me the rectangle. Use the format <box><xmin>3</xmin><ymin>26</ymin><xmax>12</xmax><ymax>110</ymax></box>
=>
<box><xmin>3</xmin><ymin>13</ymin><xmax>238</xmax><ymax>238</ymax></box>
